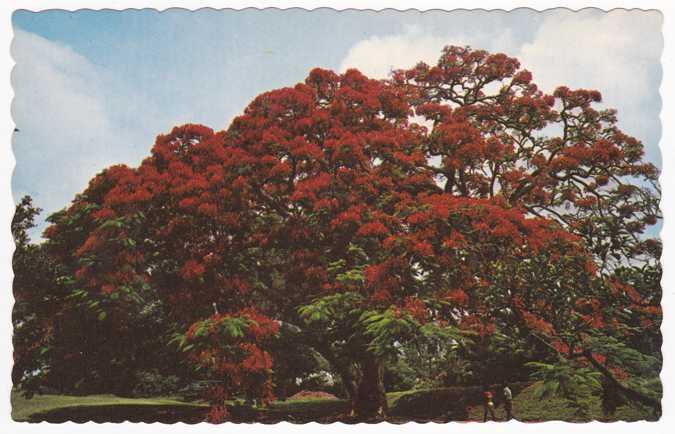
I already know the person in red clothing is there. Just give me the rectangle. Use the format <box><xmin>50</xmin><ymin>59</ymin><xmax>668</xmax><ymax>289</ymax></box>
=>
<box><xmin>482</xmin><ymin>385</ymin><xmax>497</xmax><ymax>421</ymax></box>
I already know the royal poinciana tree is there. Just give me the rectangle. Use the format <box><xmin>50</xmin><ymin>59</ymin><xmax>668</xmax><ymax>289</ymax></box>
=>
<box><xmin>38</xmin><ymin>46</ymin><xmax>660</xmax><ymax>420</ymax></box>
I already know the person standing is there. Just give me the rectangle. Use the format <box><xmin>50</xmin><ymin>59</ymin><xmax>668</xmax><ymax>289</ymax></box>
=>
<box><xmin>482</xmin><ymin>386</ymin><xmax>497</xmax><ymax>422</ymax></box>
<box><xmin>503</xmin><ymin>383</ymin><xmax>513</xmax><ymax>421</ymax></box>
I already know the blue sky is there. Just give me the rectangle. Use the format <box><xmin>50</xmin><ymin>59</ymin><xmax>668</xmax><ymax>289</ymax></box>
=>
<box><xmin>11</xmin><ymin>8</ymin><xmax>663</xmax><ymax>238</ymax></box>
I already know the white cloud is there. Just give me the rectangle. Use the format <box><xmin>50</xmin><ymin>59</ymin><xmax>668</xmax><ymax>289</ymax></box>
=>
<box><xmin>519</xmin><ymin>10</ymin><xmax>661</xmax><ymax>99</ymax></box>
<box><xmin>517</xmin><ymin>10</ymin><xmax>662</xmax><ymax>160</ymax></box>
<box><xmin>339</xmin><ymin>25</ymin><xmax>519</xmax><ymax>78</ymax></box>
<box><xmin>11</xmin><ymin>30</ymin><xmax>156</xmax><ymax>238</ymax></box>
<box><xmin>339</xmin><ymin>27</ymin><xmax>448</xmax><ymax>78</ymax></box>
<box><xmin>11</xmin><ymin>29</ymin><xmax>111</xmax><ymax>158</ymax></box>
<box><xmin>338</xmin><ymin>10</ymin><xmax>662</xmax><ymax>163</ymax></box>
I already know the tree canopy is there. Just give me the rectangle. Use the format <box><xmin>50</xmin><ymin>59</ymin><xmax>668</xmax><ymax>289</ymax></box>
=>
<box><xmin>16</xmin><ymin>46</ymin><xmax>661</xmax><ymax>421</ymax></box>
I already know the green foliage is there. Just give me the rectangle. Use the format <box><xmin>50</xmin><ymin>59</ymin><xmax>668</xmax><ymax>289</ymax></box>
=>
<box><xmin>584</xmin><ymin>334</ymin><xmax>660</xmax><ymax>379</ymax></box>
<box><xmin>360</xmin><ymin>308</ymin><xmax>418</xmax><ymax>356</ymax></box>
<box><xmin>12</xmin><ymin>196</ymin><xmax>41</xmax><ymax>247</ymax></box>
<box><xmin>298</xmin><ymin>292</ymin><xmax>364</xmax><ymax>326</ymax></box>
<box><xmin>419</xmin><ymin>322</ymin><xmax>469</xmax><ymax>343</ymax></box>
<box><xmin>583</xmin><ymin>333</ymin><xmax>662</xmax><ymax>408</ymax></box>
<box><xmin>387</xmin><ymin>386</ymin><xmax>474</xmax><ymax>420</ymax></box>
<box><xmin>464</xmin><ymin>381</ymin><xmax>656</xmax><ymax>422</ymax></box>
<box><xmin>14</xmin><ymin>45</ymin><xmax>664</xmax><ymax>418</ymax></box>
<box><xmin>132</xmin><ymin>370</ymin><xmax>181</xmax><ymax>398</ymax></box>
<box><xmin>268</xmin><ymin>324</ymin><xmax>328</xmax><ymax>399</ymax></box>
<box><xmin>13</xmin><ymin>198</ymin><xmax>187</xmax><ymax>397</ymax></box>
<box><xmin>526</xmin><ymin>359</ymin><xmax>602</xmax><ymax>417</ymax></box>
<box><xmin>12</xmin><ymin>196</ymin><xmax>62</xmax><ymax>396</ymax></box>
<box><xmin>325</xmin><ymin>244</ymin><xmax>368</xmax><ymax>285</ymax></box>
<box><xmin>173</xmin><ymin>315</ymin><xmax>257</xmax><ymax>356</ymax></box>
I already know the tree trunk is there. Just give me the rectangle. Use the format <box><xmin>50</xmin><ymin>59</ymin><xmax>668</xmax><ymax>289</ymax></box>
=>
<box><xmin>277</xmin><ymin>382</ymin><xmax>287</xmax><ymax>401</ymax></box>
<box><xmin>310</xmin><ymin>341</ymin><xmax>360</xmax><ymax>415</ymax></box>
<box><xmin>307</xmin><ymin>338</ymin><xmax>387</xmax><ymax>419</ymax></box>
<box><xmin>353</xmin><ymin>355</ymin><xmax>387</xmax><ymax>419</ymax></box>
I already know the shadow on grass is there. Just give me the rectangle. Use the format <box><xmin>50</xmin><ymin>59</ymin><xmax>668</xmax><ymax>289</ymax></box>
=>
<box><xmin>26</xmin><ymin>400</ymin><xmax>351</xmax><ymax>424</ymax></box>
<box><xmin>22</xmin><ymin>381</ymin><xmax>656</xmax><ymax>423</ymax></box>
<box><xmin>22</xmin><ymin>384</ymin><xmax>516</xmax><ymax>424</ymax></box>
<box><xmin>26</xmin><ymin>404</ymin><xmax>209</xmax><ymax>424</ymax></box>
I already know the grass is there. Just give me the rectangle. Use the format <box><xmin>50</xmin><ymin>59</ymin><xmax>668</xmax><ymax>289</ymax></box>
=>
<box><xmin>253</xmin><ymin>399</ymin><xmax>351</xmax><ymax>422</ymax></box>
<box><xmin>12</xmin><ymin>382</ymin><xmax>658</xmax><ymax>423</ymax></box>
<box><xmin>465</xmin><ymin>382</ymin><xmax>658</xmax><ymax>422</ymax></box>
<box><xmin>11</xmin><ymin>390</ymin><xmax>207</xmax><ymax>423</ymax></box>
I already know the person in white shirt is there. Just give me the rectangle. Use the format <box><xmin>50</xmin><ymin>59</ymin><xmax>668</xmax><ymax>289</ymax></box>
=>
<box><xmin>503</xmin><ymin>384</ymin><xmax>513</xmax><ymax>420</ymax></box>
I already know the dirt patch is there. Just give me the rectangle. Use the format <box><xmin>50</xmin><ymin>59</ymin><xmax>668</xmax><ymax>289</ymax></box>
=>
<box><xmin>287</xmin><ymin>390</ymin><xmax>338</xmax><ymax>401</ymax></box>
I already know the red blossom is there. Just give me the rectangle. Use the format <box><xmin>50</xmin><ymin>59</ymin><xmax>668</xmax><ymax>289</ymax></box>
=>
<box><xmin>206</xmin><ymin>405</ymin><xmax>229</xmax><ymax>424</ymax></box>
<box><xmin>403</xmin><ymin>297</ymin><xmax>429</xmax><ymax>322</ymax></box>
<box><xmin>181</xmin><ymin>259</ymin><xmax>206</xmax><ymax>280</ymax></box>
<box><xmin>445</xmin><ymin>289</ymin><xmax>469</xmax><ymax>306</ymax></box>
<box><xmin>356</xmin><ymin>221</ymin><xmax>389</xmax><ymax>237</ymax></box>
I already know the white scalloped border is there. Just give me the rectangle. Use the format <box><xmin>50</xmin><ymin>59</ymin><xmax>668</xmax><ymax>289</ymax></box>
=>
<box><xmin>1</xmin><ymin>2</ymin><xmax>671</xmax><ymax>433</ymax></box>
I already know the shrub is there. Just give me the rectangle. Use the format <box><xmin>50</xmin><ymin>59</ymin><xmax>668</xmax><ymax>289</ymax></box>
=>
<box><xmin>132</xmin><ymin>370</ymin><xmax>180</xmax><ymax>397</ymax></box>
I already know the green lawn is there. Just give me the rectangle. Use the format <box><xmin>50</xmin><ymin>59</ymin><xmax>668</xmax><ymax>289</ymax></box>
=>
<box><xmin>251</xmin><ymin>398</ymin><xmax>351</xmax><ymax>422</ymax></box>
<box><xmin>12</xmin><ymin>383</ymin><xmax>657</xmax><ymax>423</ymax></box>
<box><xmin>465</xmin><ymin>382</ymin><xmax>658</xmax><ymax>422</ymax></box>
<box><xmin>11</xmin><ymin>391</ymin><xmax>208</xmax><ymax>423</ymax></box>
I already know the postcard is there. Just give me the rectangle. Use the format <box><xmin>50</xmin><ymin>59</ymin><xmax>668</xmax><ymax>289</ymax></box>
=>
<box><xmin>6</xmin><ymin>2</ymin><xmax>666</xmax><ymax>426</ymax></box>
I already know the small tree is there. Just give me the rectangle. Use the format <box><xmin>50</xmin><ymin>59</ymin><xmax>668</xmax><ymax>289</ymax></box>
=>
<box><xmin>12</xmin><ymin>196</ymin><xmax>56</xmax><ymax>395</ymax></box>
